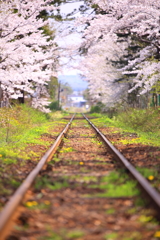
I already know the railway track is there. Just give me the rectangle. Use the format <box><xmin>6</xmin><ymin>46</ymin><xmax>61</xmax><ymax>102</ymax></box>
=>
<box><xmin>0</xmin><ymin>113</ymin><xmax>160</xmax><ymax>240</ymax></box>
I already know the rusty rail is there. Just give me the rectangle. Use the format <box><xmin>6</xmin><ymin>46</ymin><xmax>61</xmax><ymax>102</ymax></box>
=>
<box><xmin>83</xmin><ymin>113</ymin><xmax>160</xmax><ymax>213</ymax></box>
<box><xmin>0</xmin><ymin>114</ymin><xmax>75</xmax><ymax>240</ymax></box>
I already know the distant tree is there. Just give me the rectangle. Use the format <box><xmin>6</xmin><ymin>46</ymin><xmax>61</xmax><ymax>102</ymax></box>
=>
<box><xmin>47</xmin><ymin>76</ymin><xmax>59</xmax><ymax>100</ymax></box>
<box><xmin>60</xmin><ymin>82</ymin><xmax>73</xmax><ymax>105</ymax></box>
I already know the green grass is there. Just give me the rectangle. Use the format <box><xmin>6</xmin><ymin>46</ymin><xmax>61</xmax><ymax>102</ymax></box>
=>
<box><xmin>91</xmin><ymin>138</ymin><xmax>103</xmax><ymax>145</ymax></box>
<box><xmin>104</xmin><ymin>231</ymin><xmax>142</xmax><ymax>240</ymax></box>
<box><xmin>25</xmin><ymin>200</ymin><xmax>51</xmax><ymax>210</ymax></box>
<box><xmin>0</xmin><ymin>105</ymin><xmax>48</xmax><ymax>145</ymax></box>
<box><xmin>39</xmin><ymin>231</ymin><xmax>62</xmax><ymax>240</ymax></box>
<box><xmin>38</xmin><ymin>228</ymin><xmax>85</xmax><ymax>240</ymax></box>
<box><xmin>35</xmin><ymin>176</ymin><xmax>69</xmax><ymax>191</ymax></box>
<box><xmin>59</xmin><ymin>147</ymin><xmax>75</xmax><ymax>153</ymax></box>
<box><xmin>66</xmin><ymin>230</ymin><xmax>85</xmax><ymax>239</ymax></box>
<box><xmin>97</xmin><ymin>180</ymin><xmax>138</xmax><ymax>197</ymax></box>
<box><xmin>104</xmin><ymin>232</ymin><xmax>118</xmax><ymax>240</ymax></box>
<box><xmin>136</xmin><ymin>167</ymin><xmax>158</xmax><ymax>179</ymax></box>
<box><xmin>0</xmin><ymin>106</ymin><xmax>69</xmax><ymax>199</ymax></box>
<box><xmin>70</xmin><ymin>175</ymin><xmax>98</xmax><ymax>183</ymax></box>
<box><xmin>90</xmin><ymin>108</ymin><xmax>160</xmax><ymax>146</ymax></box>
<box><xmin>106</xmin><ymin>208</ymin><xmax>115</xmax><ymax>214</ymax></box>
<box><xmin>0</xmin><ymin>105</ymin><xmax>68</xmax><ymax>163</ymax></box>
<box><xmin>89</xmin><ymin>171</ymin><xmax>140</xmax><ymax>197</ymax></box>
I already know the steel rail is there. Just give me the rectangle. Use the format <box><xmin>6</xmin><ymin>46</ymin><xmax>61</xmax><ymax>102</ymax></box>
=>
<box><xmin>83</xmin><ymin>113</ymin><xmax>160</xmax><ymax>213</ymax></box>
<box><xmin>0</xmin><ymin>114</ymin><xmax>75</xmax><ymax>240</ymax></box>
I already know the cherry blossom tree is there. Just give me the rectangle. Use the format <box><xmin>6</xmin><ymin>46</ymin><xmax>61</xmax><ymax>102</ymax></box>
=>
<box><xmin>0</xmin><ymin>0</ymin><xmax>58</xmax><ymax>111</ymax></box>
<box><xmin>78</xmin><ymin>37</ymin><xmax>128</xmax><ymax>106</ymax></box>
<box><xmin>74</xmin><ymin>0</ymin><xmax>160</xmax><ymax>106</ymax></box>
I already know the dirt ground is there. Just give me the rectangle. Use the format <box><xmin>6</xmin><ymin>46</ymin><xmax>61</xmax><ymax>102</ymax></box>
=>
<box><xmin>3</xmin><ymin>117</ymin><xmax>160</xmax><ymax>240</ymax></box>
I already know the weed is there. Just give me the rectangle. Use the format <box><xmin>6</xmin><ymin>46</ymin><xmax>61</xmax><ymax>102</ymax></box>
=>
<box><xmin>0</xmin><ymin>106</ymin><xmax>69</xmax><ymax>203</ymax></box>
<box><xmin>52</xmin><ymin>157</ymin><xmax>61</xmax><ymax>162</ymax></box>
<box><xmin>106</xmin><ymin>208</ymin><xmax>115</xmax><ymax>214</ymax></box>
<box><xmin>2</xmin><ymin>158</ymin><xmax>17</xmax><ymax>165</ymax></box>
<box><xmin>39</xmin><ymin>228</ymin><xmax>84</xmax><ymax>240</ymax></box>
<box><xmin>136</xmin><ymin>167</ymin><xmax>158</xmax><ymax>179</ymax></box>
<box><xmin>91</xmin><ymin>138</ymin><xmax>103</xmax><ymax>146</ymax></box>
<box><xmin>70</xmin><ymin>175</ymin><xmax>98</xmax><ymax>183</ymax></box>
<box><xmin>59</xmin><ymin>147</ymin><xmax>75</xmax><ymax>153</ymax></box>
<box><xmin>84</xmin><ymin>124</ymin><xmax>90</xmax><ymax>128</ymax></box>
<box><xmin>89</xmin><ymin>171</ymin><xmax>140</xmax><ymax>197</ymax></box>
<box><xmin>105</xmin><ymin>231</ymin><xmax>142</xmax><ymax>240</ymax></box>
<box><xmin>10</xmin><ymin>179</ymin><xmax>21</xmax><ymax>188</ymax></box>
<box><xmin>122</xmin><ymin>231</ymin><xmax>142</xmax><ymax>240</ymax></box>
<box><xmin>95</xmin><ymin>156</ymin><xmax>105</xmax><ymax>161</ymax></box>
<box><xmin>63</xmin><ymin>138</ymin><xmax>69</xmax><ymax>143</ymax></box>
<box><xmin>127</xmin><ymin>207</ymin><xmax>137</xmax><ymax>214</ymax></box>
<box><xmin>39</xmin><ymin>231</ymin><xmax>62</xmax><ymax>240</ymax></box>
<box><xmin>135</xmin><ymin>197</ymin><xmax>147</xmax><ymax>207</ymax></box>
<box><xmin>67</xmin><ymin>230</ymin><xmax>85</xmax><ymax>239</ymax></box>
<box><xmin>120</xmin><ymin>138</ymin><xmax>141</xmax><ymax>145</ymax></box>
<box><xmin>35</xmin><ymin>176</ymin><xmax>68</xmax><ymax>191</ymax></box>
<box><xmin>116</xmin><ymin>108</ymin><xmax>160</xmax><ymax>133</ymax></box>
<box><xmin>0</xmin><ymin>185</ymin><xmax>12</xmax><ymax>196</ymax></box>
<box><xmin>80</xmin><ymin>133</ymin><xmax>89</xmax><ymax>137</ymax></box>
<box><xmin>98</xmin><ymin>181</ymin><xmax>138</xmax><ymax>197</ymax></box>
<box><xmin>79</xmin><ymin>167</ymin><xmax>90</xmax><ymax>173</ymax></box>
<box><xmin>104</xmin><ymin>232</ymin><xmax>118</xmax><ymax>239</ymax></box>
<box><xmin>90</xmin><ymin>110</ymin><xmax>160</xmax><ymax>146</ymax></box>
<box><xmin>101</xmin><ymin>171</ymin><xmax>122</xmax><ymax>183</ymax></box>
<box><xmin>138</xmin><ymin>215</ymin><xmax>153</xmax><ymax>223</ymax></box>
<box><xmin>0</xmin><ymin>105</ymin><xmax>52</xmax><ymax>145</ymax></box>
<box><xmin>25</xmin><ymin>200</ymin><xmax>51</xmax><ymax>210</ymax></box>
<box><xmin>95</xmin><ymin>161</ymin><xmax>108</xmax><ymax>165</ymax></box>
<box><xmin>0</xmin><ymin>106</ymin><xmax>68</xmax><ymax>170</ymax></box>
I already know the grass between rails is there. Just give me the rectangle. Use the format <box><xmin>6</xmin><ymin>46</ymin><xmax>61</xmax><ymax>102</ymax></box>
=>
<box><xmin>38</xmin><ymin>228</ymin><xmax>85</xmax><ymax>240</ymax></box>
<box><xmin>87</xmin><ymin>170</ymin><xmax>140</xmax><ymax>198</ymax></box>
<box><xmin>28</xmin><ymin>169</ymin><xmax>160</xmax><ymax>240</ymax></box>
<box><xmin>34</xmin><ymin>170</ymin><xmax>140</xmax><ymax>198</ymax></box>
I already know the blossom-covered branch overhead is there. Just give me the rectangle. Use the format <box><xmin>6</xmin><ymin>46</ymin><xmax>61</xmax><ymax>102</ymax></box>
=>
<box><xmin>73</xmin><ymin>0</ymin><xmax>160</xmax><ymax>105</ymax></box>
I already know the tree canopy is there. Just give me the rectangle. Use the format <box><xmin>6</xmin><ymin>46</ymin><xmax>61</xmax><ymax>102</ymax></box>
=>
<box><xmin>0</xmin><ymin>0</ymin><xmax>58</xmax><ymax>111</ymax></box>
<box><xmin>1</xmin><ymin>0</ymin><xmax>159</xmax><ymax>109</ymax></box>
<box><xmin>70</xmin><ymin>0</ymin><xmax>160</xmax><ymax>106</ymax></box>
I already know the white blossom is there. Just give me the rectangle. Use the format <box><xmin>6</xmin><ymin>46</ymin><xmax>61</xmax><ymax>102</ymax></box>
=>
<box><xmin>73</xmin><ymin>0</ymin><xmax>160</xmax><ymax>104</ymax></box>
<box><xmin>0</xmin><ymin>0</ymin><xmax>58</xmax><ymax>110</ymax></box>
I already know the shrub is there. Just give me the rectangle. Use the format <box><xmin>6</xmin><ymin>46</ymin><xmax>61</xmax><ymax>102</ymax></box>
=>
<box><xmin>90</xmin><ymin>102</ymin><xmax>105</xmax><ymax>113</ymax></box>
<box><xmin>116</xmin><ymin>108</ymin><xmax>160</xmax><ymax>133</ymax></box>
<box><xmin>47</xmin><ymin>101</ymin><xmax>61</xmax><ymax>111</ymax></box>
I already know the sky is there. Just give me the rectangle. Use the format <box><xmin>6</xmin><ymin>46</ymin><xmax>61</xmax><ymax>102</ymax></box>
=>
<box><xmin>53</xmin><ymin>1</ymin><xmax>90</xmax><ymax>91</ymax></box>
<box><xmin>58</xmin><ymin>74</ymin><xmax>88</xmax><ymax>91</ymax></box>
<box><xmin>60</xmin><ymin>1</ymin><xmax>83</xmax><ymax>18</ymax></box>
